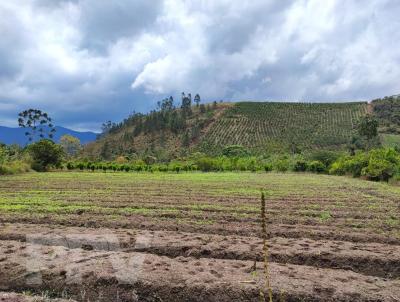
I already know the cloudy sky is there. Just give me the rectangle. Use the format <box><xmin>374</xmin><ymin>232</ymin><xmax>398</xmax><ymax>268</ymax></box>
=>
<box><xmin>0</xmin><ymin>0</ymin><xmax>399</xmax><ymax>131</ymax></box>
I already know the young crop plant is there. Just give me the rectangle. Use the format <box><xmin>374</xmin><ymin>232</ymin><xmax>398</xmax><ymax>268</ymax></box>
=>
<box><xmin>260</xmin><ymin>191</ymin><xmax>273</xmax><ymax>302</ymax></box>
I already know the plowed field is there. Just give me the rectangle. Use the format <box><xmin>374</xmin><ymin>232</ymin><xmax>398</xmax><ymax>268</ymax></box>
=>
<box><xmin>0</xmin><ymin>172</ymin><xmax>399</xmax><ymax>301</ymax></box>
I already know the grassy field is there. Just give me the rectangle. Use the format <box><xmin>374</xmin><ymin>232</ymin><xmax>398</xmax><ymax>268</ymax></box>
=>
<box><xmin>0</xmin><ymin>172</ymin><xmax>399</xmax><ymax>301</ymax></box>
<box><xmin>0</xmin><ymin>172</ymin><xmax>399</xmax><ymax>237</ymax></box>
<box><xmin>382</xmin><ymin>133</ymin><xmax>400</xmax><ymax>148</ymax></box>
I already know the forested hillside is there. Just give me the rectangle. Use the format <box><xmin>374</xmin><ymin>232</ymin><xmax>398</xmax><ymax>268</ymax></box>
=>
<box><xmin>372</xmin><ymin>95</ymin><xmax>400</xmax><ymax>134</ymax></box>
<box><xmin>83</xmin><ymin>95</ymin><xmax>229</xmax><ymax>160</ymax></box>
<box><xmin>371</xmin><ymin>95</ymin><xmax>400</xmax><ymax>149</ymax></box>
<box><xmin>83</xmin><ymin>98</ymin><xmax>380</xmax><ymax>159</ymax></box>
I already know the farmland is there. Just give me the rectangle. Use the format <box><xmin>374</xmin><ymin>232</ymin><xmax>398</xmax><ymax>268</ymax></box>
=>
<box><xmin>0</xmin><ymin>172</ymin><xmax>399</xmax><ymax>301</ymax></box>
<box><xmin>85</xmin><ymin>101</ymin><xmax>373</xmax><ymax>158</ymax></box>
<box><xmin>200</xmin><ymin>102</ymin><xmax>368</xmax><ymax>154</ymax></box>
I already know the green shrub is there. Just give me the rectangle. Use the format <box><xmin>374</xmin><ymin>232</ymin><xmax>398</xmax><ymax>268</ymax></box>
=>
<box><xmin>330</xmin><ymin>152</ymin><xmax>368</xmax><ymax>177</ymax></box>
<box><xmin>222</xmin><ymin>145</ymin><xmax>250</xmax><ymax>158</ymax></box>
<box><xmin>28</xmin><ymin>139</ymin><xmax>64</xmax><ymax>172</ymax></box>
<box><xmin>144</xmin><ymin>155</ymin><xmax>157</xmax><ymax>165</ymax></box>
<box><xmin>294</xmin><ymin>160</ymin><xmax>308</xmax><ymax>172</ymax></box>
<box><xmin>274</xmin><ymin>159</ymin><xmax>290</xmax><ymax>172</ymax></box>
<box><xmin>264</xmin><ymin>163</ymin><xmax>273</xmax><ymax>172</ymax></box>
<box><xmin>308</xmin><ymin>150</ymin><xmax>341</xmax><ymax>168</ymax></box>
<box><xmin>361</xmin><ymin>148</ymin><xmax>399</xmax><ymax>181</ymax></box>
<box><xmin>195</xmin><ymin>157</ymin><xmax>218</xmax><ymax>172</ymax></box>
<box><xmin>308</xmin><ymin>161</ymin><xmax>325</xmax><ymax>173</ymax></box>
<box><xmin>329</xmin><ymin>157</ymin><xmax>348</xmax><ymax>175</ymax></box>
<box><xmin>0</xmin><ymin>161</ymin><xmax>31</xmax><ymax>175</ymax></box>
<box><xmin>330</xmin><ymin>148</ymin><xmax>400</xmax><ymax>181</ymax></box>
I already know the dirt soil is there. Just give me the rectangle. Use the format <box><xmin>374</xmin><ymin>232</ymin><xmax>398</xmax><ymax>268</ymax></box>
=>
<box><xmin>0</xmin><ymin>223</ymin><xmax>399</xmax><ymax>279</ymax></box>
<box><xmin>0</xmin><ymin>292</ymin><xmax>76</xmax><ymax>301</ymax></box>
<box><xmin>0</xmin><ymin>240</ymin><xmax>399</xmax><ymax>302</ymax></box>
<box><xmin>1</xmin><ymin>172</ymin><xmax>399</xmax><ymax>301</ymax></box>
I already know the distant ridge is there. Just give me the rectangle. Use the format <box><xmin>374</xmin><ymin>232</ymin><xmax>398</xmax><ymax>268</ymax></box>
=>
<box><xmin>0</xmin><ymin>126</ymin><xmax>98</xmax><ymax>146</ymax></box>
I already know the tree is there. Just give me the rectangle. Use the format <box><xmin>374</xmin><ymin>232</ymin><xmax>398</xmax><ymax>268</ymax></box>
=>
<box><xmin>60</xmin><ymin>135</ymin><xmax>81</xmax><ymax>157</ymax></box>
<box><xmin>181</xmin><ymin>131</ymin><xmax>190</xmax><ymax>147</ymax></box>
<box><xmin>358</xmin><ymin>115</ymin><xmax>378</xmax><ymax>140</ymax></box>
<box><xmin>100</xmin><ymin>140</ymin><xmax>112</xmax><ymax>160</ymax></box>
<box><xmin>157</xmin><ymin>96</ymin><xmax>174</xmax><ymax>112</ymax></box>
<box><xmin>28</xmin><ymin>139</ymin><xmax>64</xmax><ymax>171</ymax></box>
<box><xmin>101</xmin><ymin>121</ymin><xmax>116</xmax><ymax>135</ymax></box>
<box><xmin>357</xmin><ymin>115</ymin><xmax>380</xmax><ymax>150</ymax></box>
<box><xmin>0</xmin><ymin>144</ymin><xmax>7</xmax><ymax>165</ymax></box>
<box><xmin>194</xmin><ymin>94</ymin><xmax>201</xmax><ymax>107</ymax></box>
<box><xmin>18</xmin><ymin>109</ymin><xmax>56</xmax><ymax>143</ymax></box>
<box><xmin>181</xmin><ymin>92</ymin><xmax>192</xmax><ymax>116</ymax></box>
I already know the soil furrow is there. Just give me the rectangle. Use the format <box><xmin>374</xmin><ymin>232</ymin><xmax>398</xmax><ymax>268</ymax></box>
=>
<box><xmin>1</xmin><ymin>224</ymin><xmax>399</xmax><ymax>279</ymax></box>
<box><xmin>0</xmin><ymin>240</ymin><xmax>399</xmax><ymax>302</ymax></box>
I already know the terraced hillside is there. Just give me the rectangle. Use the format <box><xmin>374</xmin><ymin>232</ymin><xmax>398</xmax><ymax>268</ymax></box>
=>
<box><xmin>199</xmin><ymin>102</ymin><xmax>368</xmax><ymax>154</ymax></box>
<box><xmin>0</xmin><ymin>172</ymin><xmax>399</xmax><ymax>301</ymax></box>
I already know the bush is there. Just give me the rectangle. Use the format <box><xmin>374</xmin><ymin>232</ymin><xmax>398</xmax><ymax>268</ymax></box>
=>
<box><xmin>308</xmin><ymin>150</ymin><xmax>341</xmax><ymax>168</ymax></box>
<box><xmin>274</xmin><ymin>159</ymin><xmax>290</xmax><ymax>172</ymax></box>
<box><xmin>222</xmin><ymin>145</ymin><xmax>250</xmax><ymax>158</ymax></box>
<box><xmin>264</xmin><ymin>163</ymin><xmax>273</xmax><ymax>172</ymax></box>
<box><xmin>330</xmin><ymin>148</ymin><xmax>400</xmax><ymax>181</ymax></box>
<box><xmin>294</xmin><ymin>160</ymin><xmax>308</xmax><ymax>172</ymax></box>
<box><xmin>28</xmin><ymin>140</ymin><xmax>64</xmax><ymax>172</ymax></box>
<box><xmin>144</xmin><ymin>155</ymin><xmax>157</xmax><ymax>165</ymax></box>
<box><xmin>361</xmin><ymin>148</ymin><xmax>399</xmax><ymax>181</ymax></box>
<box><xmin>0</xmin><ymin>161</ymin><xmax>31</xmax><ymax>175</ymax></box>
<box><xmin>307</xmin><ymin>161</ymin><xmax>325</xmax><ymax>173</ymax></box>
<box><xmin>330</xmin><ymin>152</ymin><xmax>368</xmax><ymax>177</ymax></box>
<box><xmin>195</xmin><ymin>157</ymin><xmax>219</xmax><ymax>172</ymax></box>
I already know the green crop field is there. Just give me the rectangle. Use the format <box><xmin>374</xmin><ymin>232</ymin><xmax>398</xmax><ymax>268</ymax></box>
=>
<box><xmin>0</xmin><ymin>172</ymin><xmax>399</xmax><ymax>239</ymax></box>
<box><xmin>199</xmin><ymin>102</ymin><xmax>368</xmax><ymax>153</ymax></box>
<box><xmin>0</xmin><ymin>172</ymin><xmax>399</xmax><ymax>301</ymax></box>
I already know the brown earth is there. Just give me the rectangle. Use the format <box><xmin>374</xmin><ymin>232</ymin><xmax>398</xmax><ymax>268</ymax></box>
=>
<box><xmin>0</xmin><ymin>240</ymin><xmax>399</xmax><ymax>302</ymax></box>
<box><xmin>0</xmin><ymin>172</ymin><xmax>399</xmax><ymax>301</ymax></box>
<box><xmin>0</xmin><ymin>223</ymin><xmax>399</xmax><ymax>279</ymax></box>
<box><xmin>0</xmin><ymin>292</ymin><xmax>75</xmax><ymax>301</ymax></box>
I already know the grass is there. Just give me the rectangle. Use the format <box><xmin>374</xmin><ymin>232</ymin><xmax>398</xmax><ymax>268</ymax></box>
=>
<box><xmin>381</xmin><ymin>134</ymin><xmax>400</xmax><ymax>148</ymax></box>
<box><xmin>0</xmin><ymin>171</ymin><xmax>399</xmax><ymax>239</ymax></box>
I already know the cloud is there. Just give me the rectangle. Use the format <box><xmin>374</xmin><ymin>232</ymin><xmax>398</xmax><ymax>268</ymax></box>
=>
<box><xmin>0</xmin><ymin>0</ymin><xmax>399</xmax><ymax>131</ymax></box>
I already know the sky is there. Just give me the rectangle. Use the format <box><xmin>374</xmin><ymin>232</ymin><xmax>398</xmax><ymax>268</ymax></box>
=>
<box><xmin>0</xmin><ymin>0</ymin><xmax>399</xmax><ymax>132</ymax></box>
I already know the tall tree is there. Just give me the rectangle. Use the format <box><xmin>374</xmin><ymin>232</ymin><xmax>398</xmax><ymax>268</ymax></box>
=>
<box><xmin>101</xmin><ymin>121</ymin><xmax>116</xmax><ymax>135</ymax></box>
<box><xmin>194</xmin><ymin>94</ymin><xmax>201</xmax><ymax>107</ymax></box>
<box><xmin>18</xmin><ymin>109</ymin><xmax>56</xmax><ymax>143</ymax></box>
<box><xmin>358</xmin><ymin>115</ymin><xmax>378</xmax><ymax>139</ymax></box>
<box><xmin>181</xmin><ymin>92</ymin><xmax>192</xmax><ymax>116</ymax></box>
<box><xmin>60</xmin><ymin>135</ymin><xmax>81</xmax><ymax>157</ymax></box>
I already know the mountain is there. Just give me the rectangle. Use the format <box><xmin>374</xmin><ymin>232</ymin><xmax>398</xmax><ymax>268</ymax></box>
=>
<box><xmin>0</xmin><ymin>126</ymin><xmax>98</xmax><ymax>146</ymax></box>
<box><xmin>83</xmin><ymin>100</ymin><xmax>383</xmax><ymax>159</ymax></box>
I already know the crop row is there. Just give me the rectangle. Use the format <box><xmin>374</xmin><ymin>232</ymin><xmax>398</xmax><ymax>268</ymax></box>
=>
<box><xmin>200</xmin><ymin>102</ymin><xmax>367</xmax><ymax>152</ymax></box>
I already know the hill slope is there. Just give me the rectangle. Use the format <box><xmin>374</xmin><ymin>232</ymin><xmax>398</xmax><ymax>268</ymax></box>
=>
<box><xmin>84</xmin><ymin>103</ymin><xmax>229</xmax><ymax>159</ymax></box>
<box><xmin>199</xmin><ymin>102</ymin><xmax>367</xmax><ymax>154</ymax></box>
<box><xmin>83</xmin><ymin>101</ymin><xmax>376</xmax><ymax>159</ymax></box>
<box><xmin>0</xmin><ymin>126</ymin><xmax>97</xmax><ymax>146</ymax></box>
